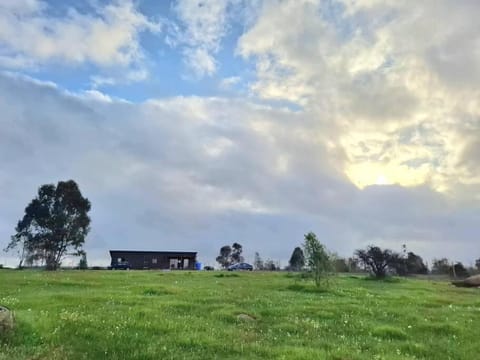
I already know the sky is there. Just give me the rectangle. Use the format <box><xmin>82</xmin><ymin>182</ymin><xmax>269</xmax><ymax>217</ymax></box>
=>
<box><xmin>1</xmin><ymin>0</ymin><xmax>480</xmax><ymax>268</ymax></box>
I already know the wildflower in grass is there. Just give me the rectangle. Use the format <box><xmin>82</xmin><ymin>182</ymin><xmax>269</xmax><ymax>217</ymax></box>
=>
<box><xmin>60</xmin><ymin>310</ymin><xmax>80</xmax><ymax>321</ymax></box>
<box><xmin>0</xmin><ymin>296</ymin><xmax>19</xmax><ymax>306</ymax></box>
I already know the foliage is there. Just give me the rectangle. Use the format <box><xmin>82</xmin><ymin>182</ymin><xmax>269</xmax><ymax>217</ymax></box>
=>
<box><xmin>288</xmin><ymin>247</ymin><xmax>305</xmax><ymax>271</ymax></box>
<box><xmin>263</xmin><ymin>259</ymin><xmax>280</xmax><ymax>271</ymax></box>
<box><xmin>215</xmin><ymin>245</ymin><xmax>232</xmax><ymax>269</ymax></box>
<box><xmin>5</xmin><ymin>180</ymin><xmax>91</xmax><ymax>271</ymax></box>
<box><xmin>216</xmin><ymin>243</ymin><xmax>244</xmax><ymax>269</ymax></box>
<box><xmin>355</xmin><ymin>246</ymin><xmax>398</xmax><ymax>278</ymax></box>
<box><xmin>451</xmin><ymin>262</ymin><xmax>469</xmax><ymax>278</ymax></box>
<box><xmin>333</xmin><ymin>257</ymin><xmax>350</xmax><ymax>273</ymax></box>
<box><xmin>406</xmin><ymin>252</ymin><xmax>429</xmax><ymax>274</ymax></box>
<box><xmin>231</xmin><ymin>242</ymin><xmax>244</xmax><ymax>264</ymax></box>
<box><xmin>347</xmin><ymin>257</ymin><xmax>362</xmax><ymax>272</ymax></box>
<box><xmin>254</xmin><ymin>252</ymin><xmax>264</xmax><ymax>270</ymax></box>
<box><xmin>475</xmin><ymin>258</ymin><xmax>480</xmax><ymax>272</ymax></box>
<box><xmin>390</xmin><ymin>250</ymin><xmax>429</xmax><ymax>276</ymax></box>
<box><xmin>303</xmin><ymin>232</ymin><xmax>334</xmax><ymax>287</ymax></box>
<box><xmin>431</xmin><ymin>258</ymin><xmax>451</xmax><ymax>275</ymax></box>
<box><xmin>388</xmin><ymin>253</ymin><xmax>406</xmax><ymax>276</ymax></box>
<box><xmin>78</xmin><ymin>253</ymin><xmax>88</xmax><ymax>270</ymax></box>
<box><xmin>431</xmin><ymin>258</ymin><xmax>469</xmax><ymax>277</ymax></box>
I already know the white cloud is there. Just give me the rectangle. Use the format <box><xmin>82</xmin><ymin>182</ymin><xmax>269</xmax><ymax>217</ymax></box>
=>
<box><xmin>90</xmin><ymin>67</ymin><xmax>149</xmax><ymax>88</ymax></box>
<box><xmin>2</xmin><ymin>1</ymin><xmax>480</xmax><ymax>267</ymax></box>
<box><xmin>1</xmin><ymin>73</ymin><xmax>479</xmax><ymax>267</ymax></box>
<box><xmin>237</xmin><ymin>0</ymin><xmax>480</xmax><ymax>195</ymax></box>
<box><xmin>169</xmin><ymin>0</ymin><xmax>232</xmax><ymax>77</ymax></box>
<box><xmin>182</xmin><ymin>47</ymin><xmax>217</xmax><ymax>77</ymax></box>
<box><xmin>80</xmin><ymin>90</ymin><xmax>114</xmax><ymax>103</ymax></box>
<box><xmin>219</xmin><ymin>76</ymin><xmax>241</xmax><ymax>89</ymax></box>
<box><xmin>0</xmin><ymin>0</ymin><xmax>160</xmax><ymax>82</ymax></box>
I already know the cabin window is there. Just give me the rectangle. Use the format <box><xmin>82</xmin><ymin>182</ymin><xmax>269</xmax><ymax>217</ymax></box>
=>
<box><xmin>152</xmin><ymin>258</ymin><xmax>157</xmax><ymax>264</ymax></box>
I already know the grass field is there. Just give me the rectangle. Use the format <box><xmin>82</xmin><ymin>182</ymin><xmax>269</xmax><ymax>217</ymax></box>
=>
<box><xmin>1</xmin><ymin>270</ymin><xmax>479</xmax><ymax>359</ymax></box>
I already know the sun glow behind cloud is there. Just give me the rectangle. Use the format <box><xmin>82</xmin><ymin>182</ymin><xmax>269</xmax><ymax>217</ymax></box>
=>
<box><xmin>345</xmin><ymin>162</ymin><xmax>432</xmax><ymax>189</ymax></box>
<box><xmin>375</xmin><ymin>175</ymin><xmax>389</xmax><ymax>186</ymax></box>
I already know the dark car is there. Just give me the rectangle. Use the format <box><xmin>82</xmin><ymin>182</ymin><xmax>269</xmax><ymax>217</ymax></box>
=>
<box><xmin>227</xmin><ymin>262</ymin><xmax>253</xmax><ymax>271</ymax></box>
<box><xmin>110</xmin><ymin>260</ymin><xmax>131</xmax><ymax>270</ymax></box>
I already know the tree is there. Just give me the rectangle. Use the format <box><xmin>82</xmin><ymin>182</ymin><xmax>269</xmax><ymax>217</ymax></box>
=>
<box><xmin>254</xmin><ymin>252</ymin><xmax>264</xmax><ymax>270</ymax></box>
<box><xmin>78</xmin><ymin>252</ymin><xmax>88</xmax><ymax>270</ymax></box>
<box><xmin>431</xmin><ymin>258</ymin><xmax>451</xmax><ymax>275</ymax></box>
<box><xmin>333</xmin><ymin>257</ymin><xmax>350</xmax><ymax>273</ymax></box>
<box><xmin>451</xmin><ymin>262</ymin><xmax>469</xmax><ymax>278</ymax></box>
<box><xmin>288</xmin><ymin>247</ymin><xmax>305</xmax><ymax>271</ymax></box>
<box><xmin>216</xmin><ymin>243</ymin><xmax>245</xmax><ymax>269</ymax></box>
<box><xmin>231</xmin><ymin>242</ymin><xmax>244</xmax><ymax>264</ymax></box>
<box><xmin>216</xmin><ymin>245</ymin><xmax>232</xmax><ymax>269</ymax></box>
<box><xmin>5</xmin><ymin>180</ymin><xmax>91</xmax><ymax>271</ymax></box>
<box><xmin>303</xmin><ymin>232</ymin><xmax>333</xmax><ymax>287</ymax></box>
<box><xmin>264</xmin><ymin>259</ymin><xmax>280</xmax><ymax>271</ymax></box>
<box><xmin>389</xmin><ymin>253</ymin><xmax>407</xmax><ymax>276</ymax></box>
<box><xmin>355</xmin><ymin>246</ymin><xmax>397</xmax><ymax>279</ymax></box>
<box><xmin>475</xmin><ymin>258</ymin><xmax>480</xmax><ymax>272</ymax></box>
<box><xmin>347</xmin><ymin>257</ymin><xmax>361</xmax><ymax>272</ymax></box>
<box><xmin>389</xmin><ymin>245</ymin><xmax>428</xmax><ymax>276</ymax></box>
<box><xmin>405</xmin><ymin>252</ymin><xmax>428</xmax><ymax>274</ymax></box>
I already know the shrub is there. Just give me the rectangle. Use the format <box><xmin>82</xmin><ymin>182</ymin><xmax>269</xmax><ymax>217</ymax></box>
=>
<box><xmin>303</xmin><ymin>232</ymin><xmax>334</xmax><ymax>288</ymax></box>
<box><xmin>355</xmin><ymin>245</ymin><xmax>398</xmax><ymax>279</ymax></box>
<box><xmin>78</xmin><ymin>253</ymin><xmax>88</xmax><ymax>270</ymax></box>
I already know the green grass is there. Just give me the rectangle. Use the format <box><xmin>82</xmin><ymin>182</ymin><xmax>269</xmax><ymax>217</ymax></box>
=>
<box><xmin>1</xmin><ymin>270</ymin><xmax>479</xmax><ymax>359</ymax></box>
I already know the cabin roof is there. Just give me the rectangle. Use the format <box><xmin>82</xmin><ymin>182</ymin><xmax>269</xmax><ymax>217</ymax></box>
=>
<box><xmin>109</xmin><ymin>250</ymin><xmax>197</xmax><ymax>255</ymax></box>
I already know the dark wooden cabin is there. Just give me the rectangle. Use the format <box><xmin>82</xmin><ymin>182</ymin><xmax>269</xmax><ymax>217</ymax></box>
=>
<box><xmin>109</xmin><ymin>250</ymin><xmax>197</xmax><ymax>270</ymax></box>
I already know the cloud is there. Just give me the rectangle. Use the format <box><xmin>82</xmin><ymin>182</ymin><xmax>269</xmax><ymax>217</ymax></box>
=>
<box><xmin>0</xmin><ymin>0</ymin><xmax>160</xmax><ymax>82</ymax></box>
<box><xmin>90</xmin><ymin>67</ymin><xmax>149</xmax><ymax>88</ymax></box>
<box><xmin>219</xmin><ymin>76</ymin><xmax>241</xmax><ymax>89</ymax></box>
<box><xmin>1</xmin><ymin>72</ymin><xmax>479</xmax><ymax>268</ymax></box>
<box><xmin>1</xmin><ymin>1</ymin><xmax>480</xmax><ymax>267</ymax></box>
<box><xmin>168</xmin><ymin>0</ymin><xmax>232</xmax><ymax>77</ymax></box>
<box><xmin>236</xmin><ymin>0</ymin><xmax>480</xmax><ymax>195</ymax></box>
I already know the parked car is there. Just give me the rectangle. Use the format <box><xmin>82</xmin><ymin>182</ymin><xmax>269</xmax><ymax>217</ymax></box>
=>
<box><xmin>204</xmin><ymin>266</ymin><xmax>214</xmax><ymax>271</ymax></box>
<box><xmin>227</xmin><ymin>263</ymin><xmax>253</xmax><ymax>271</ymax></box>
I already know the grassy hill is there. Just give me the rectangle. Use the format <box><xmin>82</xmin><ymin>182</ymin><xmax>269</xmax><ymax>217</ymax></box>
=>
<box><xmin>1</xmin><ymin>270</ymin><xmax>479</xmax><ymax>359</ymax></box>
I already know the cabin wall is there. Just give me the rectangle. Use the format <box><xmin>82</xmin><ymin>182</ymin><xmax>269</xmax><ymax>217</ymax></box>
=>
<box><xmin>110</xmin><ymin>251</ymin><xmax>196</xmax><ymax>270</ymax></box>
